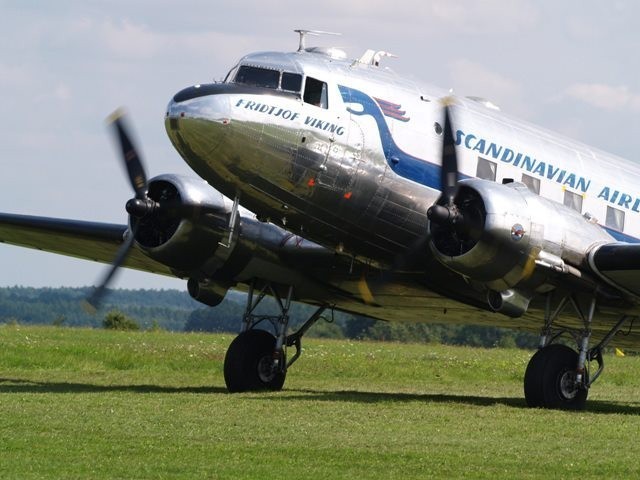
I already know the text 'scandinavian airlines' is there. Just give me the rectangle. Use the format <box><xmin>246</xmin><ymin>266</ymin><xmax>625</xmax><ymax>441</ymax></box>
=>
<box><xmin>3</xmin><ymin>31</ymin><xmax>640</xmax><ymax>409</ymax></box>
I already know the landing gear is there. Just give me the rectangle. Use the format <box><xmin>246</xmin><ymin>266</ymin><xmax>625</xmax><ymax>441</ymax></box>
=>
<box><xmin>223</xmin><ymin>280</ymin><xmax>327</xmax><ymax>393</ymax></box>
<box><xmin>224</xmin><ymin>329</ymin><xmax>286</xmax><ymax>392</ymax></box>
<box><xmin>524</xmin><ymin>293</ymin><xmax>634</xmax><ymax>410</ymax></box>
<box><xmin>524</xmin><ymin>344</ymin><xmax>587</xmax><ymax>410</ymax></box>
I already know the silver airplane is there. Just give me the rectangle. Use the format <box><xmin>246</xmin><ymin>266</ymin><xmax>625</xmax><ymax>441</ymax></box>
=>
<box><xmin>2</xmin><ymin>30</ymin><xmax>639</xmax><ymax>410</ymax></box>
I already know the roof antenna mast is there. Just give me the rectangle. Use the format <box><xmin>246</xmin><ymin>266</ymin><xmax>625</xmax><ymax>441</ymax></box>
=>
<box><xmin>294</xmin><ymin>29</ymin><xmax>341</xmax><ymax>52</ymax></box>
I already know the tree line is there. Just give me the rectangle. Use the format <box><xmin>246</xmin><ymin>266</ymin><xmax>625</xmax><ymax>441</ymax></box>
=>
<box><xmin>0</xmin><ymin>286</ymin><xmax>538</xmax><ymax>348</ymax></box>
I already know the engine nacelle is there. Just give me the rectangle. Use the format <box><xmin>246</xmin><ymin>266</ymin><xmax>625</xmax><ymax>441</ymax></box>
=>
<box><xmin>131</xmin><ymin>174</ymin><xmax>232</xmax><ymax>274</ymax></box>
<box><xmin>187</xmin><ymin>277</ymin><xmax>231</xmax><ymax>307</ymax></box>
<box><xmin>428</xmin><ymin>179</ymin><xmax>612</xmax><ymax>292</ymax></box>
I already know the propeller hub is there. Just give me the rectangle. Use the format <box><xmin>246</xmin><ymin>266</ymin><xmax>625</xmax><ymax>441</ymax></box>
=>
<box><xmin>125</xmin><ymin>197</ymin><xmax>159</xmax><ymax>218</ymax></box>
<box><xmin>428</xmin><ymin>204</ymin><xmax>468</xmax><ymax>234</ymax></box>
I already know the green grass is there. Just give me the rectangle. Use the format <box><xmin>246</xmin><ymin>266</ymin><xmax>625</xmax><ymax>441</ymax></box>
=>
<box><xmin>2</xmin><ymin>325</ymin><xmax>640</xmax><ymax>479</ymax></box>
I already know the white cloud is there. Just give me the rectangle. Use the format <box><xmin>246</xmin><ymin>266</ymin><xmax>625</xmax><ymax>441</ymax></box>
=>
<box><xmin>564</xmin><ymin>83</ymin><xmax>640</xmax><ymax>112</ymax></box>
<box><xmin>101</xmin><ymin>18</ymin><xmax>163</xmax><ymax>58</ymax></box>
<box><xmin>91</xmin><ymin>18</ymin><xmax>255</xmax><ymax>62</ymax></box>
<box><xmin>249</xmin><ymin>0</ymin><xmax>540</xmax><ymax>37</ymax></box>
<box><xmin>54</xmin><ymin>83</ymin><xmax>72</xmax><ymax>101</ymax></box>
<box><xmin>428</xmin><ymin>0</ymin><xmax>539</xmax><ymax>34</ymax></box>
<box><xmin>447</xmin><ymin>58</ymin><xmax>525</xmax><ymax>113</ymax></box>
<box><xmin>0</xmin><ymin>63</ymin><xmax>32</xmax><ymax>87</ymax></box>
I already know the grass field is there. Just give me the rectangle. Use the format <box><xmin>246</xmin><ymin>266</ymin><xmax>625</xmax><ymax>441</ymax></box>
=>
<box><xmin>2</xmin><ymin>325</ymin><xmax>640</xmax><ymax>479</ymax></box>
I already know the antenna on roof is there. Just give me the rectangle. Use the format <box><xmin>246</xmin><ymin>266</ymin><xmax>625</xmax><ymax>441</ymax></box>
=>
<box><xmin>358</xmin><ymin>50</ymin><xmax>398</xmax><ymax>67</ymax></box>
<box><xmin>294</xmin><ymin>29</ymin><xmax>341</xmax><ymax>52</ymax></box>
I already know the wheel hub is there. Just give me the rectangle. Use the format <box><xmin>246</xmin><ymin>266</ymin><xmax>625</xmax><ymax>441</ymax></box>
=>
<box><xmin>257</xmin><ymin>355</ymin><xmax>277</xmax><ymax>383</ymax></box>
<box><xmin>558</xmin><ymin>370</ymin><xmax>579</xmax><ymax>400</ymax></box>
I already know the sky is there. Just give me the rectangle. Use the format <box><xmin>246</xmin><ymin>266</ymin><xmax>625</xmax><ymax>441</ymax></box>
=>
<box><xmin>0</xmin><ymin>0</ymin><xmax>639</xmax><ymax>290</ymax></box>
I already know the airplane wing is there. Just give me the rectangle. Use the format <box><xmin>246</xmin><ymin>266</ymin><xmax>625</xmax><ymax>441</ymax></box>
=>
<box><xmin>0</xmin><ymin>213</ymin><xmax>174</xmax><ymax>276</ymax></box>
<box><xmin>589</xmin><ymin>243</ymin><xmax>640</xmax><ymax>297</ymax></box>
<box><xmin>0</xmin><ymin>207</ymin><xmax>491</xmax><ymax>328</ymax></box>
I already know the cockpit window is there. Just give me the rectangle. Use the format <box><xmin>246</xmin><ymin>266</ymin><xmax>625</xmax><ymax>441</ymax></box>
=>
<box><xmin>281</xmin><ymin>72</ymin><xmax>302</xmax><ymax>92</ymax></box>
<box><xmin>232</xmin><ymin>65</ymin><xmax>303</xmax><ymax>95</ymax></box>
<box><xmin>303</xmin><ymin>77</ymin><xmax>328</xmax><ymax>109</ymax></box>
<box><xmin>223</xmin><ymin>65</ymin><xmax>239</xmax><ymax>83</ymax></box>
<box><xmin>235</xmin><ymin>65</ymin><xmax>280</xmax><ymax>89</ymax></box>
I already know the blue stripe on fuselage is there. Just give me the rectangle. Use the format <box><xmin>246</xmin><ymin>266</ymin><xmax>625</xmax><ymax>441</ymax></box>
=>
<box><xmin>338</xmin><ymin>85</ymin><xmax>639</xmax><ymax>244</ymax></box>
<box><xmin>338</xmin><ymin>85</ymin><xmax>448</xmax><ymax>189</ymax></box>
<box><xmin>604</xmin><ymin>227</ymin><xmax>639</xmax><ymax>243</ymax></box>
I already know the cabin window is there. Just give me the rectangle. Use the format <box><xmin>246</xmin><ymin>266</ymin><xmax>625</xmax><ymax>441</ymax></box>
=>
<box><xmin>281</xmin><ymin>72</ymin><xmax>302</xmax><ymax>92</ymax></box>
<box><xmin>303</xmin><ymin>77</ymin><xmax>328</xmax><ymax>109</ymax></box>
<box><xmin>521</xmin><ymin>174</ymin><xmax>540</xmax><ymax>194</ymax></box>
<box><xmin>235</xmin><ymin>65</ymin><xmax>280</xmax><ymax>89</ymax></box>
<box><xmin>476</xmin><ymin>157</ymin><xmax>496</xmax><ymax>181</ymax></box>
<box><xmin>564</xmin><ymin>190</ymin><xmax>583</xmax><ymax>213</ymax></box>
<box><xmin>606</xmin><ymin>206</ymin><xmax>625</xmax><ymax>231</ymax></box>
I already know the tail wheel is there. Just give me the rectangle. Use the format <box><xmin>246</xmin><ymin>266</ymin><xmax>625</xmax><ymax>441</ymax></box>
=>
<box><xmin>524</xmin><ymin>344</ymin><xmax>588</xmax><ymax>410</ymax></box>
<box><xmin>224</xmin><ymin>329</ymin><xmax>286</xmax><ymax>393</ymax></box>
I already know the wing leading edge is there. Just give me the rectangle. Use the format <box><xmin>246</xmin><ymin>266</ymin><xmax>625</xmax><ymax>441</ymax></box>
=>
<box><xmin>0</xmin><ymin>213</ymin><xmax>173</xmax><ymax>277</ymax></box>
<box><xmin>589</xmin><ymin>243</ymin><xmax>640</xmax><ymax>297</ymax></box>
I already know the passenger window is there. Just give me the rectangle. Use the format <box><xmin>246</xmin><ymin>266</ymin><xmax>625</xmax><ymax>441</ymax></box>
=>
<box><xmin>281</xmin><ymin>73</ymin><xmax>302</xmax><ymax>93</ymax></box>
<box><xmin>563</xmin><ymin>190</ymin><xmax>583</xmax><ymax>213</ymax></box>
<box><xmin>235</xmin><ymin>66</ymin><xmax>279</xmax><ymax>89</ymax></box>
<box><xmin>303</xmin><ymin>77</ymin><xmax>328</xmax><ymax>108</ymax></box>
<box><xmin>476</xmin><ymin>157</ymin><xmax>496</xmax><ymax>181</ymax></box>
<box><xmin>606</xmin><ymin>206</ymin><xmax>625</xmax><ymax>231</ymax></box>
<box><xmin>521</xmin><ymin>174</ymin><xmax>540</xmax><ymax>194</ymax></box>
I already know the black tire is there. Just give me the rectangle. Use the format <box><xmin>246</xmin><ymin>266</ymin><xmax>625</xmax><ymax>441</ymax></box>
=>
<box><xmin>223</xmin><ymin>329</ymin><xmax>286</xmax><ymax>393</ymax></box>
<box><xmin>523</xmin><ymin>347</ymin><xmax>546</xmax><ymax>408</ymax></box>
<box><xmin>524</xmin><ymin>344</ymin><xmax>588</xmax><ymax>410</ymax></box>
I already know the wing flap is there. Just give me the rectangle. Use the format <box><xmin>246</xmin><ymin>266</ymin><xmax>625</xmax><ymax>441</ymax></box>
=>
<box><xmin>0</xmin><ymin>213</ymin><xmax>173</xmax><ymax>277</ymax></box>
<box><xmin>589</xmin><ymin>243</ymin><xmax>640</xmax><ymax>297</ymax></box>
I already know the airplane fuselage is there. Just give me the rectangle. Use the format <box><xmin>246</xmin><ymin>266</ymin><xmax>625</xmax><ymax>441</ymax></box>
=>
<box><xmin>166</xmin><ymin>48</ymin><xmax>639</xmax><ymax>276</ymax></box>
<box><xmin>4</xmin><ymin>39</ymin><xmax>640</xmax><ymax>408</ymax></box>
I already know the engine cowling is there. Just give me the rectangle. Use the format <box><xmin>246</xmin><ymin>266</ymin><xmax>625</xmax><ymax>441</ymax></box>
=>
<box><xmin>428</xmin><ymin>179</ymin><xmax>612</xmax><ymax>293</ymax></box>
<box><xmin>130</xmin><ymin>174</ymin><xmax>233</xmax><ymax>274</ymax></box>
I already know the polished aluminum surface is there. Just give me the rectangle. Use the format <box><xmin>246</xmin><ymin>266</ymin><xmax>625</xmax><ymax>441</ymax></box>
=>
<box><xmin>162</xmin><ymin>46</ymin><xmax>640</xmax><ymax>331</ymax></box>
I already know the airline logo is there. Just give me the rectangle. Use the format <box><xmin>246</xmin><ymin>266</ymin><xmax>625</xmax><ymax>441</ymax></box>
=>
<box><xmin>374</xmin><ymin>98</ymin><xmax>410</xmax><ymax>122</ymax></box>
<box><xmin>455</xmin><ymin>130</ymin><xmax>591</xmax><ymax>193</ymax></box>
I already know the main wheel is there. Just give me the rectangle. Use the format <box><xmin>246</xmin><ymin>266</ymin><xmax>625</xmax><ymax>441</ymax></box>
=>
<box><xmin>224</xmin><ymin>329</ymin><xmax>286</xmax><ymax>393</ymax></box>
<box><xmin>524</xmin><ymin>344</ymin><xmax>588</xmax><ymax>410</ymax></box>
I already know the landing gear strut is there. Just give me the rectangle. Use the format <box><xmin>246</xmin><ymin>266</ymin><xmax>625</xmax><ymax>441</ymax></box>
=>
<box><xmin>223</xmin><ymin>280</ymin><xmax>327</xmax><ymax>393</ymax></box>
<box><xmin>524</xmin><ymin>293</ymin><xmax>634</xmax><ymax>410</ymax></box>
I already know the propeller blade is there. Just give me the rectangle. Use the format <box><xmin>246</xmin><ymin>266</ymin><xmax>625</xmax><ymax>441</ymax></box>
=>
<box><xmin>441</xmin><ymin>104</ymin><xmax>459</xmax><ymax>207</ymax></box>
<box><xmin>84</xmin><ymin>229</ymin><xmax>136</xmax><ymax>313</ymax></box>
<box><xmin>84</xmin><ymin>110</ymin><xmax>152</xmax><ymax>313</ymax></box>
<box><xmin>108</xmin><ymin>109</ymin><xmax>148</xmax><ymax>199</ymax></box>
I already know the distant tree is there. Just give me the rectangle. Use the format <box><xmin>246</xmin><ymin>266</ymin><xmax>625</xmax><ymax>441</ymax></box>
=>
<box><xmin>0</xmin><ymin>286</ymin><xmax>541</xmax><ymax>349</ymax></box>
<box><xmin>184</xmin><ymin>307</ymin><xmax>240</xmax><ymax>333</ymax></box>
<box><xmin>147</xmin><ymin>320</ymin><xmax>166</xmax><ymax>332</ymax></box>
<box><xmin>103</xmin><ymin>310</ymin><xmax>139</xmax><ymax>331</ymax></box>
<box><xmin>307</xmin><ymin>318</ymin><xmax>345</xmax><ymax>339</ymax></box>
<box><xmin>342</xmin><ymin>315</ymin><xmax>376</xmax><ymax>339</ymax></box>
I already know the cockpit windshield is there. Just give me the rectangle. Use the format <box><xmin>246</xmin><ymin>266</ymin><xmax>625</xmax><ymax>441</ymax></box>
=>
<box><xmin>232</xmin><ymin>65</ymin><xmax>302</xmax><ymax>93</ymax></box>
<box><xmin>235</xmin><ymin>66</ymin><xmax>279</xmax><ymax>88</ymax></box>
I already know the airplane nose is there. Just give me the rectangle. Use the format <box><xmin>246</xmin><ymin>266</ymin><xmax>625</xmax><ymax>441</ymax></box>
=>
<box><xmin>165</xmin><ymin>84</ymin><xmax>232</xmax><ymax>173</ymax></box>
<box><xmin>166</xmin><ymin>84</ymin><xmax>232</xmax><ymax>125</ymax></box>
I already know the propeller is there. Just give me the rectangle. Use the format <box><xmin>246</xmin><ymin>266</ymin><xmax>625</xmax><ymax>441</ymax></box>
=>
<box><xmin>427</xmin><ymin>104</ymin><xmax>464</xmax><ymax>229</ymax></box>
<box><xmin>440</xmin><ymin>103</ymin><xmax>459</xmax><ymax>208</ymax></box>
<box><xmin>357</xmin><ymin>102</ymin><xmax>464</xmax><ymax>304</ymax></box>
<box><xmin>426</xmin><ymin>101</ymin><xmax>482</xmax><ymax>240</ymax></box>
<box><xmin>84</xmin><ymin>109</ymin><xmax>154</xmax><ymax>312</ymax></box>
<box><xmin>84</xmin><ymin>109</ymin><xmax>227</xmax><ymax>313</ymax></box>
